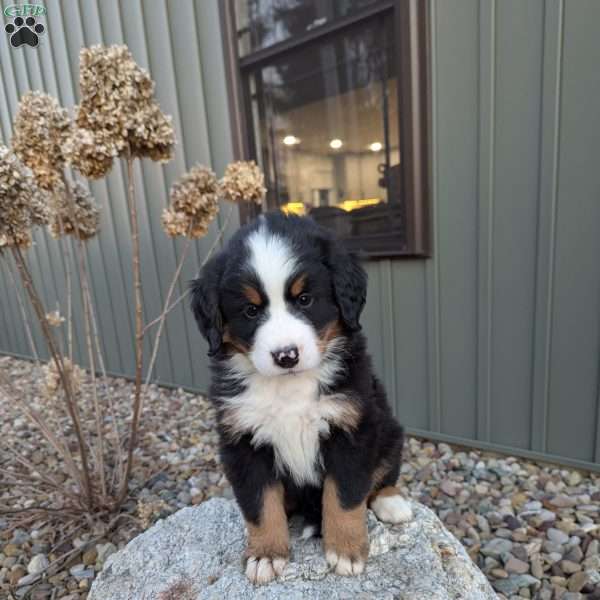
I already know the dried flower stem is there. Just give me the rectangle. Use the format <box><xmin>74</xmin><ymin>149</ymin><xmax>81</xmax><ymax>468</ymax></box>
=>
<box><xmin>3</xmin><ymin>258</ymin><xmax>39</xmax><ymax>361</ymax></box>
<box><xmin>0</xmin><ymin>369</ymin><xmax>82</xmax><ymax>491</ymax></box>
<box><xmin>82</xmin><ymin>273</ymin><xmax>123</xmax><ymax>493</ymax></box>
<box><xmin>142</xmin><ymin>203</ymin><xmax>235</xmax><ymax>334</ymax></box>
<box><xmin>2</xmin><ymin>441</ymin><xmax>80</xmax><ymax>506</ymax></box>
<box><xmin>117</xmin><ymin>147</ymin><xmax>144</xmax><ymax>505</ymax></box>
<box><xmin>52</xmin><ymin>207</ymin><xmax>76</xmax><ymax>361</ymax></box>
<box><xmin>143</xmin><ymin>233</ymin><xmax>192</xmax><ymax>388</ymax></box>
<box><xmin>57</xmin><ymin>212</ymin><xmax>75</xmax><ymax>361</ymax></box>
<box><xmin>62</xmin><ymin>176</ymin><xmax>107</xmax><ymax>498</ymax></box>
<box><xmin>9</xmin><ymin>512</ymin><xmax>127</xmax><ymax>590</ymax></box>
<box><xmin>9</xmin><ymin>244</ymin><xmax>94</xmax><ymax>508</ymax></box>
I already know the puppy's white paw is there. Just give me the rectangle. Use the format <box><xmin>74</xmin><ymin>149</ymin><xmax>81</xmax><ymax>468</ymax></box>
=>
<box><xmin>326</xmin><ymin>550</ymin><xmax>365</xmax><ymax>576</ymax></box>
<box><xmin>371</xmin><ymin>494</ymin><xmax>413</xmax><ymax>524</ymax></box>
<box><xmin>245</xmin><ymin>556</ymin><xmax>287</xmax><ymax>585</ymax></box>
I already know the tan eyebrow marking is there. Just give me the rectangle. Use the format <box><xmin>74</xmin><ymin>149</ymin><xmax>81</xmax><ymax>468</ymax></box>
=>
<box><xmin>290</xmin><ymin>274</ymin><xmax>307</xmax><ymax>297</ymax></box>
<box><xmin>242</xmin><ymin>285</ymin><xmax>262</xmax><ymax>305</ymax></box>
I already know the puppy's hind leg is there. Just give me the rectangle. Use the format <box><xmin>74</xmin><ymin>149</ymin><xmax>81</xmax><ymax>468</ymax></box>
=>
<box><xmin>369</xmin><ymin>486</ymin><xmax>413</xmax><ymax>524</ymax></box>
<box><xmin>369</xmin><ymin>422</ymin><xmax>412</xmax><ymax>525</ymax></box>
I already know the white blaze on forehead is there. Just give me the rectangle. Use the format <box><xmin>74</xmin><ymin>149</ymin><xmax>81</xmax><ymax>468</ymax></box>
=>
<box><xmin>246</xmin><ymin>225</ymin><xmax>296</xmax><ymax>306</ymax></box>
<box><xmin>245</xmin><ymin>223</ymin><xmax>321</xmax><ymax>377</ymax></box>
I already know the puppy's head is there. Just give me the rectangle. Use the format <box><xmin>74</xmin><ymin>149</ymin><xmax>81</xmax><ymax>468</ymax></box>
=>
<box><xmin>191</xmin><ymin>212</ymin><xmax>366</xmax><ymax>377</ymax></box>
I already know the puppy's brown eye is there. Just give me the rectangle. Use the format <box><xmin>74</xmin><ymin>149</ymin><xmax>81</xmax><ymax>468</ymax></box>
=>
<box><xmin>244</xmin><ymin>304</ymin><xmax>259</xmax><ymax>319</ymax></box>
<box><xmin>298</xmin><ymin>293</ymin><xmax>313</xmax><ymax>308</ymax></box>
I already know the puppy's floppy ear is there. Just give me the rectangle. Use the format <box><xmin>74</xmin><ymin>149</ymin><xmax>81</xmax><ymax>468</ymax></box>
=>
<box><xmin>329</xmin><ymin>243</ymin><xmax>367</xmax><ymax>332</ymax></box>
<box><xmin>190</xmin><ymin>254</ymin><xmax>225</xmax><ymax>356</ymax></box>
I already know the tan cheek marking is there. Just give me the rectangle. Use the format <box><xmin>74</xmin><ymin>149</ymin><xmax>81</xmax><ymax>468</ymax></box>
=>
<box><xmin>318</xmin><ymin>320</ymin><xmax>343</xmax><ymax>353</ymax></box>
<box><xmin>290</xmin><ymin>274</ymin><xmax>307</xmax><ymax>298</ymax></box>
<box><xmin>322</xmin><ymin>477</ymin><xmax>369</xmax><ymax>561</ymax></box>
<box><xmin>242</xmin><ymin>285</ymin><xmax>262</xmax><ymax>306</ymax></box>
<box><xmin>246</xmin><ymin>482</ymin><xmax>290</xmax><ymax>560</ymax></box>
<box><xmin>222</xmin><ymin>327</ymin><xmax>250</xmax><ymax>355</ymax></box>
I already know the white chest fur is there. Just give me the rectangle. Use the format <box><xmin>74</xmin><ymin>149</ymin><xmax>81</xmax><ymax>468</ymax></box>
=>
<box><xmin>222</xmin><ymin>371</ymin><xmax>348</xmax><ymax>485</ymax></box>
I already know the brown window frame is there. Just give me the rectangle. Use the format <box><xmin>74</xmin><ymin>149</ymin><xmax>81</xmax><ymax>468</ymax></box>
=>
<box><xmin>219</xmin><ymin>0</ymin><xmax>431</xmax><ymax>258</ymax></box>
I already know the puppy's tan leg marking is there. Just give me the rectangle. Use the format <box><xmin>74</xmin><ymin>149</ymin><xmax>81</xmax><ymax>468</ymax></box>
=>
<box><xmin>369</xmin><ymin>485</ymin><xmax>413</xmax><ymax>524</ymax></box>
<box><xmin>322</xmin><ymin>477</ymin><xmax>368</xmax><ymax>576</ymax></box>
<box><xmin>245</xmin><ymin>482</ymin><xmax>289</xmax><ymax>585</ymax></box>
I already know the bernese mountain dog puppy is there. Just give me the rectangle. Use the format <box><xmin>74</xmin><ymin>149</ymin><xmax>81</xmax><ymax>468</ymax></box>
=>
<box><xmin>190</xmin><ymin>211</ymin><xmax>411</xmax><ymax>584</ymax></box>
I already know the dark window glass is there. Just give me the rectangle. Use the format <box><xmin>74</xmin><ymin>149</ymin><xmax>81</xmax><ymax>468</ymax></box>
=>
<box><xmin>235</xmin><ymin>0</ymin><xmax>383</xmax><ymax>56</ymax></box>
<box><xmin>248</xmin><ymin>15</ymin><xmax>406</xmax><ymax>254</ymax></box>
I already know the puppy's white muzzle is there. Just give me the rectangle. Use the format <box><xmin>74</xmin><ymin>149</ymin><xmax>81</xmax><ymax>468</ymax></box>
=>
<box><xmin>250</xmin><ymin>308</ymin><xmax>321</xmax><ymax>377</ymax></box>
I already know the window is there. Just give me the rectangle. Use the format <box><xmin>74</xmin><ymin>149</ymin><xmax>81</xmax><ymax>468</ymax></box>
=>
<box><xmin>221</xmin><ymin>0</ymin><xmax>430</xmax><ymax>257</ymax></box>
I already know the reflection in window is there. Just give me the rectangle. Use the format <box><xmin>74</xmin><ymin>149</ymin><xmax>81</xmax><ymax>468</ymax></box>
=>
<box><xmin>235</xmin><ymin>0</ymin><xmax>383</xmax><ymax>56</ymax></box>
<box><xmin>249</xmin><ymin>16</ymin><xmax>406</xmax><ymax>254</ymax></box>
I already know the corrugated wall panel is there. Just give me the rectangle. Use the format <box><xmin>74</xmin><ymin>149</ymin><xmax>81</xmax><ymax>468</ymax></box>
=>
<box><xmin>489</xmin><ymin>0</ymin><xmax>544</xmax><ymax>449</ymax></box>
<box><xmin>546</xmin><ymin>0</ymin><xmax>600</xmax><ymax>461</ymax></box>
<box><xmin>432</xmin><ymin>0</ymin><xmax>479</xmax><ymax>440</ymax></box>
<box><xmin>1</xmin><ymin>1</ymin><xmax>599</xmax><ymax>470</ymax></box>
<box><xmin>390</xmin><ymin>261</ymin><xmax>429</xmax><ymax>429</ymax></box>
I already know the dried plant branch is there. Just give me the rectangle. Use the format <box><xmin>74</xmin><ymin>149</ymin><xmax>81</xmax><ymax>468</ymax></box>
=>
<box><xmin>14</xmin><ymin>512</ymin><xmax>127</xmax><ymax>589</ymax></box>
<box><xmin>10</xmin><ymin>244</ymin><xmax>94</xmax><ymax>508</ymax></box>
<box><xmin>117</xmin><ymin>146</ymin><xmax>144</xmax><ymax>505</ymax></box>
<box><xmin>0</xmin><ymin>443</ymin><xmax>80</xmax><ymax>507</ymax></box>
<box><xmin>142</xmin><ymin>203</ymin><xmax>235</xmax><ymax>335</ymax></box>
<box><xmin>143</xmin><ymin>234</ymin><xmax>192</xmax><ymax>388</ymax></box>
<box><xmin>82</xmin><ymin>265</ymin><xmax>123</xmax><ymax>494</ymax></box>
<box><xmin>0</xmin><ymin>369</ymin><xmax>82</xmax><ymax>489</ymax></box>
<box><xmin>62</xmin><ymin>176</ymin><xmax>107</xmax><ymax>498</ymax></box>
<box><xmin>57</xmin><ymin>211</ymin><xmax>75</xmax><ymax>361</ymax></box>
<box><xmin>3</xmin><ymin>258</ymin><xmax>39</xmax><ymax>361</ymax></box>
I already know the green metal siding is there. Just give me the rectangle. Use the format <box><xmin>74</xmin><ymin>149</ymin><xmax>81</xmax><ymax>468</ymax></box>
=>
<box><xmin>361</xmin><ymin>0</ymin><xmax>600</xmax><ymax>471</ymax></box>
<box><xmin>0</xmin><ymin>0</ymin><xmax>599</xmax><ymax>470</ymax></box>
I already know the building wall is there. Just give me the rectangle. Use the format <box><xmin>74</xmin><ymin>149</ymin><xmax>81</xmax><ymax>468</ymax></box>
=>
<box><xmin>1</xmin><ymin>0</ymin><xmax>599</xmax><ymax>471</ymax></box>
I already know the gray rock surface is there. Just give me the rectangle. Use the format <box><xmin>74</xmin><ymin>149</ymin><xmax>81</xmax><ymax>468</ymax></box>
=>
<box><xmin>89</xmin><ymin>497</ymin><xmax>497</xmax><ymax>600</ymax></box>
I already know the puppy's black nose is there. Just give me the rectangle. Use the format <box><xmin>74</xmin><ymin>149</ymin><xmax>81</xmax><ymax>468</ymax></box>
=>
<box><xmin>271</xmin><ymin>345</ymin><xmax>299</xmax><ymax>369</ymax></box>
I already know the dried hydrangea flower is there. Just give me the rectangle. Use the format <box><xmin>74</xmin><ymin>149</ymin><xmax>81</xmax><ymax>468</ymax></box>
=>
<box><xmin>161</xmin><ymin>208</ymin><xmax>189</xmax><ymax>238</ymax></box>
<box><xmin>0</xmin><ymin>145</ymin><xmax>49</xmax><ymax>250</ymax></box>
<box><xmin>44</xmin><ymin>358</ymin><xmax>84</xmax><ymax>397</ymax></box>
<box><xmin>11</xmin><ymin>91</ymin><xmax>72</xmax><ymax>191</ymax></box>
<box><xmin>0</xmin><ymin>231</ymin><xmax>32</xmax><ymax>250</ymax></box>
<box><xmin>63</xmin><ymin>126</ymin><xmax>116</xmax><ymax>180</ymax></box>
<box><xmin>219</xmin><ymin>161</ymin><xmax>266</xmax><ymax>205</ymax></box>
<box><xmin>71</xmin><ymin>44</ymin><xmax>175</xmax><ymax>177</ymax></box>
<box><xmin>162</xmin><ymin>165</ymin><xmax>219</xmax><ymax>239</ymax></box>
<box><xmin>127</xmin><ymin>102</ymin><xmax>175</xmax><ymax>162</ymax></box>
<box><xmin>48</xmin><ymin>182</ymin><xmax>100</xmax><ymax>240</ymax></box>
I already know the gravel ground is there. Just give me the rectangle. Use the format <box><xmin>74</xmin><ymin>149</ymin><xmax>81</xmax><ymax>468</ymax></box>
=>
<box><xmin>1</xmin><ymin>355</ymin><xmax>599</xmax><ymax>599</ymax></box>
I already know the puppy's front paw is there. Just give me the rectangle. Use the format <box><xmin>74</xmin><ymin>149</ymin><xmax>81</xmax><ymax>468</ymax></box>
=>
<box><xmin>322</xmin><ymin>477</ymin><xmax>369</xmax><ymax>578</ymax></box>
<box><xmin>245</xmin><ymin>555</ymin><xmax>288</xmax><ymax>585</ymax></box>
<box><xmin>325</xmin><ymin>549</ymin><xmax>365</xmax><ymax>576</ymax></box>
